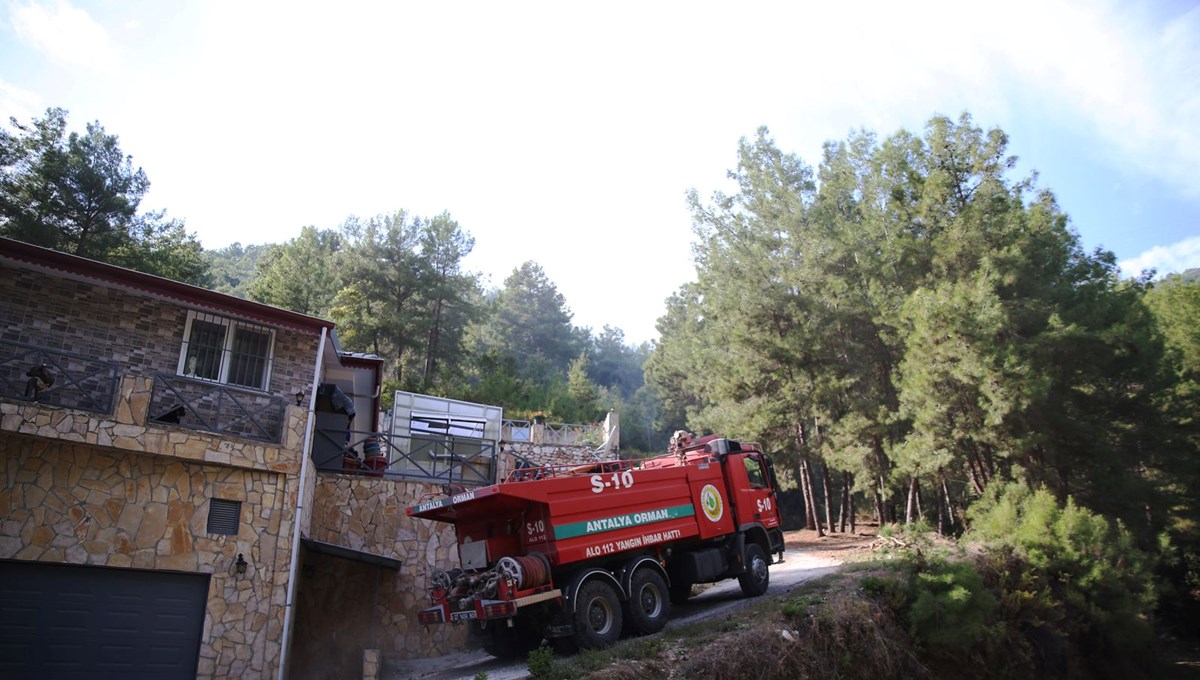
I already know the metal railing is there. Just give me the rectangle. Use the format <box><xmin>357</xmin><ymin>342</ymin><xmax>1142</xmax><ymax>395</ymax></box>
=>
<box><xmin>500</xmin><ymin>419</ymin><xmax>607</xmax><ymax>447</ymax></box>
<box><xmin>506</xmin><ymin>457</ymin><xmax>634</xmax><ymax>483</ymax></box>
<box><xmin>502</xmin><ymin>419</ymin><xmax>531</xmax><ymax>442</ymax></box>
<box><xmin>310</xmin><ymin>426</ymin><xmax>496</xmax><ymax>486</ymax></box>
<box><xmin>148</xmin><ymin>373</ymin><xmax>285</xmax><ymax>443</ymax></box>
<box><xmin>542</xmin><ymin>422</ymin><xmax>598</xmax><ymax>445</ymax></box>
<box><xmin>0</xmin><ymin>340</ymin><xmax>119</xmax><ymax>415</ymax></box>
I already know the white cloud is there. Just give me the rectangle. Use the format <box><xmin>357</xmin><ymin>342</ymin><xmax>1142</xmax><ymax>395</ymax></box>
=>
<box><xmin>1002</xmin><ymin>2</ymin><xmax>1200</xmax><ymax>197</ymax></box>
<box><xmin>9</xmin><ymin>0</ymin><xmax>119</xmax><ymax>71</ymax></box>
<box><xmin>0</xmin><ymin>78</ymin><xmax>42</xmax><ymax>122</ymax></box>
<box><xmin>1120</xmin><ymin>236</ymin><xmax>1200</xmax><ymax>278</ymax></box>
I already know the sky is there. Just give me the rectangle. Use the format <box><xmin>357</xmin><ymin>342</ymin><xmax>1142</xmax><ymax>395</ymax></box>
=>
<box><xmin>2</xmin><ymin>0</ymin><xmax>1198</xmax><ymax>345</ymax></box>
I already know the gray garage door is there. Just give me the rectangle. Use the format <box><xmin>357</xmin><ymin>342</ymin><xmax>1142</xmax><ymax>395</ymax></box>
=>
<box><xmin>0</xmin><ymin>560</ymin><xmax>209</xmax><ymax>680</ymax></box>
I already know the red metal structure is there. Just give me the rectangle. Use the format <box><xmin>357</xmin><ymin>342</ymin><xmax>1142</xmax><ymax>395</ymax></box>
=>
<box><xmin>407</xmin><ymin>433</ymin><xmax>785</xmax><ymax>655</ymax></box>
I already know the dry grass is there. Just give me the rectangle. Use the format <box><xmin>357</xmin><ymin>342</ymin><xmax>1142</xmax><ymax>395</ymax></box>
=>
<box><xmin>544</xmin><ymin>564</ymin><xmax>928</xmax><ymax>680</ymax></box>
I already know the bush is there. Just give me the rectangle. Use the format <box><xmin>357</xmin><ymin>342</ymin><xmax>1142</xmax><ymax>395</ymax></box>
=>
<box><xmin>907</xmin><ymin>560</ymin><xmax>997</xmax><ymax>650</ymax></box>
<box><xmin>527</xmin><ymin>643</ymin><xmax>558</xmax><ymax>680</ymax></box>
<box><xmin>965</xmin><ymin>481</ymin><xmax>1157</xmax><ymax>673</ymax></box>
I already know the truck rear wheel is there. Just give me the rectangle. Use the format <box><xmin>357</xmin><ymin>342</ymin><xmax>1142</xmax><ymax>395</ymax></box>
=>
<box><xmin>738</xmin><ymin>543</ymin><xmax>770</xmax><ymax>597</ymax></box>
<box><xmin>573</xmin><ymin>580</ymin><xmax>622</xmax><ymax>649</ymax></box>
<box><xmin>623</xmin><ymin>568</ymin><xmax>670</xmax><ymax>635</ymax></box>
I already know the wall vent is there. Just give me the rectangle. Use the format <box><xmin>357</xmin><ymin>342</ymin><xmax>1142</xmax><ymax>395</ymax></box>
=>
<box><xmin>207</xmin><ymin>499</ymin><xmax>242</xmax><ymax>535</ymax></box>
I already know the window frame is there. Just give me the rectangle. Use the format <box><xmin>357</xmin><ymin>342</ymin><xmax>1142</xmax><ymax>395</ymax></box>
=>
<box><xmin>177</xmin><ymin>310</ymin><xmax>276</xmax><ymax>392</ymax></box>
<box><xmin>744</xmin><ymin>455</ymin><xmax>767</xmax><ymax>489</ymax></box>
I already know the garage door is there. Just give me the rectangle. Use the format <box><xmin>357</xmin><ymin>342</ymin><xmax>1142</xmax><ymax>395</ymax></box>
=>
<box><xmin>0</xmin><ymin>560</ymin><xmax>209</xmax><ymax>680</ymax></box>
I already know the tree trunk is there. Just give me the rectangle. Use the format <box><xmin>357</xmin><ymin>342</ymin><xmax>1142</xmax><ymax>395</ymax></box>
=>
<box><xmin>981</xmin><ymin>444</ymin><xmax>997</xmax><ymax>479</ymax></box>
<box><xmin>905</xmin><ymin>476</ymin><xmax>918</xmax><ymax>524</ymax></box>
<box><xmin>798</xmin><ymin>461</ymin><xmax>816</xmax><ymax>530</ymax></box>
<box><xmin>849</xmin><ymin>482</ymin><xmax>857</xmax><ymax>534</ymax></box>
<box><xmin>965</xmin><ymin>455</ymin><xmax>985</xmax><ymax>495</ymax></box>
<box><xmin>936</xmin><ymin>479</ymin><xmax>945</xmax><ymax>535</ymax></box>
<box><xmin>423</xmin><ymin>296</ymin><xmax>445</xmax><ymax>383</ymax></box>
<box><xmin>941</xmin><ymin>477</ymin><xmax>956</xmax><ymax>530</ymax></box>
<box><xmin>802</xmin><ymin>460</ymin><xmax>825</xmax><ymax>536</ymax></box>
<box><xmin>838</xmin><ymin>471</ymin><xmax>850</xmax><ymax>533</ymax></box>
<box><xmin>820</xmin><ymin>461</ymin><xmax>835</xmax><ymax>533</ymax></box>
<box><xmin>879</xmin><ymin>474</ymin><xmax>894</xmax><ymax>524</ymax></box>
<box><xmin>872</xmin><ymin>488</ymin><xmax>884</xmax><ymax>527</ymax></box>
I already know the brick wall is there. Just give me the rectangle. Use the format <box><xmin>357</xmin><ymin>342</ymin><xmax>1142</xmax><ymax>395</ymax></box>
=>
<box><xmin>0</xmin><ymin>264</ymin><xmax>319</xmax><ymax>403</ymax></box>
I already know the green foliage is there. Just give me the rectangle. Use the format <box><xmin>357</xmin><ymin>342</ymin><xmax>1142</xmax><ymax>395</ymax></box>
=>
<box><xmin>247</xmin><ymin>226</ymin><xmax>342</xmax><ymax>316</ymax></box>
<box><xmin>647</xmin><ymin>112</ymin><xmax>1192</xmax><ymax>545</ymax></box>
<box><xmin>0</xmin><ymin>108</ymin><xmax>209</xmax><ymax>284</ymax></box>
<box><xmin>859</xmin><ymin>572</ymin><xmax>910</xmax><ymax>613</ymax></box>
<box><xmin>965</xmin><ymin>481</ymin><xmax>1157</xmax><ymax>664</ymax></box>
<box><xmin>907</xmin><ymin>560</ymin><xmax>997</xmax><ymax>649</ymax></box>
<box><xmin>526</xmin><ymin>643</ymin><xmax>557</xmax><ymax>680</ymax></box>
<box><xmin>330</xmin><ymin>210</ymin><xmax>480</xmax><ymax>390</ymax></box>
<box><xmin>204</xmin><ymin>242</ymin><xmax>271</xmax><ymax>297</ymax></box>
<box><xmin>478</xmin><ymin>261</ymin><xmax>584</xmax><ymax>379</ymax></box>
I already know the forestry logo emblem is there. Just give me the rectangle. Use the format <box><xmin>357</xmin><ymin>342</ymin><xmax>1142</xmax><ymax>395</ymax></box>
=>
<box><xmin>700</xmin><ymin>484</ymin><xmax>724</xmax><ymax>523</ymax></box>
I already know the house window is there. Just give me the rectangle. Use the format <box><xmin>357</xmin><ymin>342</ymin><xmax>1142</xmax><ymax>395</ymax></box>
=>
<box><xmin>177</xmin><ymin>311</ymin><xmax>275</xmax><ymax>391</ymax></box>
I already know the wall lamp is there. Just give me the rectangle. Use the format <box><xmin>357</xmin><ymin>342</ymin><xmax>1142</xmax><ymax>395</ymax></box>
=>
<box><xmin>236</xmin><ymin>553</ymin><xmax>248</xmax><ymax>575</ymax></box>
<box><xmin>295</xmin><ymin>391</ymin><xmax>305</xmax><ymax>407</ymax></box>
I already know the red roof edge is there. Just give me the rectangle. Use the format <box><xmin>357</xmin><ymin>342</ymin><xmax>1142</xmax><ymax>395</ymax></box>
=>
<box><xmin>0</xmin><ymin>237</ymin><xmax>335</xmax><ymax>334</ymax></box>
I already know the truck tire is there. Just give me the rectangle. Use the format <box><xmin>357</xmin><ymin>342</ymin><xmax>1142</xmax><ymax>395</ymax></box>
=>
<box><xmin>573</xmin><ymin>579</ymin><xmax>623</xmax><ymax>649</ymax></box>
<box><xmin>623</xmin><ymin>568</ymin><xmax>670</xmax><ymax>635</ymax></box>
<box><xmin>478</xmin><ymin>618</ymin><xmax>542</xmax><ymax>659</ymax></box>
<box><xmin>669</xmin><ymin>582</ymin><xmax>692</xmax><ymax>605</ymax></box>
<box><xmin>738</xmin><ymin>543</ymin><xmax>770</xmax><ymax>597</ymax></box>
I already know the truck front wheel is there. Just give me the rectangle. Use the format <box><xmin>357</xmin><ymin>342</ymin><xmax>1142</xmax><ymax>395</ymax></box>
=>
<box><xmin>738</xmin><ymin>543</ymin><xmax>770</xmax><ymax>596</ymax></box>
<box><xmin>623</xmin><ymin>568</ymin><xmax>670</xmax><ymax>635</ymax></box>
<box><xmin>573</xmin><ymin>580</ymin><xmax>623</xmax><ymax>649</ymax></box>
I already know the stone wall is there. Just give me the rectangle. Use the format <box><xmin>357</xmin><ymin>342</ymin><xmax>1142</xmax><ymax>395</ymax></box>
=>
<box><xmin>498</xmin><ymin>414</ymin><xmax>620</xmax><ymax>477</ymax></box>
<box><xmin>0</xmin><ymin>372</ymin><xmax>312</xmax><ymax>678</ymax></box>
<box><xmin>0</xmin><ymin>433</ymin><xmax>291</xmax><ymax>678</ymax></box>
<box><xmin>292</xmin><ymin>413</ymin><xmax>626</xmax><ymax>671</ymax></box>
<box><xmin>299</xmin><ymin>473</ymin><xmax>468</xmax><ymax>666</ymax></box>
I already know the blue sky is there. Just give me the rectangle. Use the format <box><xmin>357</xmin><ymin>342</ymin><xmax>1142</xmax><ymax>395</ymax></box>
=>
<box><xmin>2</xmin><ymin>0</ymin><xmax>1198</xmax><ymax>344</ymax></box>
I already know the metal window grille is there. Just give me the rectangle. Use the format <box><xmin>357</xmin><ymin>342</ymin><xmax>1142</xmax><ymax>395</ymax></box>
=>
<box><xmin>185</xmin><ymin>319</ymin><xmax>226</xmax><ymax>381</ymax></box>
<box><xmin>179</xmin><ymin>312</ymin><xmax>274</xmax><ymax>391</ymax></box>
<box><xmin>228</xmin><ymin>326</ymin><xmax>271</xmax><ymax>389</ymax></box>
<box><xmin>207</xmin><ymin>499</ymin><xmax>242</xmax><ymax>535</ymax></box>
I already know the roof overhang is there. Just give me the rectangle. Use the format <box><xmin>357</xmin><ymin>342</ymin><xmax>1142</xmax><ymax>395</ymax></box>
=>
<box><xmin>0</xmin><ymin>237</ymin><xmax>335</xmax><ymax>334</ymax></box>
<box><xmin>301</xmin><ymin>537</ymin><xmax>402</xmax><ymax>570</ymax></box>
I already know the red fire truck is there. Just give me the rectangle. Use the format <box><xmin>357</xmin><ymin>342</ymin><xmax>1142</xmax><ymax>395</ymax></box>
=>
<box><xmin>406</xmin><ymin>433</ymin><xmax>785</xmax><ymax>656</ymax></box>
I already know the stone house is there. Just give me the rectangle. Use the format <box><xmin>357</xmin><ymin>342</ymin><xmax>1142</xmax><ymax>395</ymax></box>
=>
<box><xmin>0</xmin><ymin>237</ymin><xmax>618</xmax><ymax>679</ymax></box>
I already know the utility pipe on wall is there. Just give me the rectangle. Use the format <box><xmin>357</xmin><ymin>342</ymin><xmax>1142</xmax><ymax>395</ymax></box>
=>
<box><xmin>276</xmin><ymin>326</ymin><xmax>327</xmax><ymax>680</ymax></box>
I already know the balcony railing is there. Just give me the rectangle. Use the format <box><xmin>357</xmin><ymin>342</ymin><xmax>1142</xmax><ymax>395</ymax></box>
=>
<box><xmin>500</xmin><ymin>419</ymin><xmax>607</xmax><ymax>447</ymax></box>
<box><xmin>502</xmin><ymin>419</ymin><xmax>531</xmax><ymax>442</ymax></box>
<box><xmin>148</xmin><ymin>373</ymin><xmax>285</xmax><ymax>443</ymax></box>
<box><xmin>310</xmin><ymin>425</ymin><xmax>496</xmax><ymax>486</ymax></box>
<box><xmin>0</xmin><ymin>340</ymin><xmax>119</xmax><ymax>415</ymax></box>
